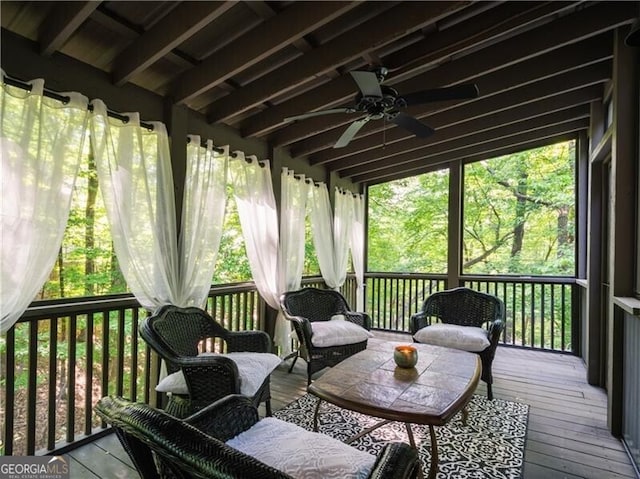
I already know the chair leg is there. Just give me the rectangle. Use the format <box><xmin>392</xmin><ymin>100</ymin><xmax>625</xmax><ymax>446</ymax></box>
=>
<box><xmin>265</xmin><ymin>399</ymin><xmax>272</xmax><ymax>417</ymax></box>
<box><xmin>287</xmin><ymin>353</ymin><xmax>299</xmax><ymax>373</ymax></box>
<box><xmin>486</xmin><ymin>383</ymin><xmax>493</xmax><ymax>400</ymax></box>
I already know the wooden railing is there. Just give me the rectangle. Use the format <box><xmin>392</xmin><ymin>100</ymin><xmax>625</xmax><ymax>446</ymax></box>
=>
<box><xmin>366</xmin><ymin>273</ymin><xmax>576</xmax><ymax>352</ymax></box>
<box><xmin>0</xmin><ymin>276</ymin><xmax>353</xmax><ymax>456</ymax></box>
<box><xmin>1</xmin><ymin>273</ymin><xmax>574</xmax><ymax>456</ymax></box>
<box><xmin>1</xmin><ymin>295</ymin><xmax>150</xmax><ymax>456</ymax></box>
<box><xmin>366</xmin><ymin>273</ymin><xmax>447</xmax><ymax>331</ymax></box>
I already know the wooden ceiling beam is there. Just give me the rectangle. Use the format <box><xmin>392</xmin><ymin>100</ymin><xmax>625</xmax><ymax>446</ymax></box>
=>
<box><xmin>171</xmin><ymin>2</ymin><xmax>358</xmax><ymax>105</ymax></box>
<box><xmin>242</xmin><ymin>2</ymin><xmax>545</xmax><ymax>138</ymax></box>
<box><xmin>339</xmin><ymin>88</ymin><xmax>600</xmax><ymax>177</ymax></box>
<box><xmin>39</xmin><ymin>1</ymin><xmax>98</xmax><ymax>56</ymax></box>
<box><xmin>205</xmin><ymin>1</ymin><xmax>469</xmax><ymax>123</ymax></box>
<box><xmin>344</xmin><ymin>106</ymin><xmax>590</xmax><ymax>179</ymax></box>
<box><xmin>91</xmin><ymin>8</ymin><xmax>196</xmax><ymax>69</ymax></box>
<box><xmin>386</xmin><ymin>1</ymin><xmax>576</xmax><ymax>73</ymax></box>
<box><xmin>112</xmin><ymin>1</ymin><xmax>235</xmax><ymax>86</ymax></box>
<box><xmin>246</xmin><ymin>1</ymin><xmax>633</xmax><ymax>143</ymax></box>
<box><xmin>293</xmin><ymin>35</ymin><xmax>613</xmax><ymax>159</ymax></box>
<box><xmin>352</xmin><ymin>119</ymin><xmax>587</xmax><ymax>184</ymax></box>
<box><xmin>364</xmin><ymin>133</ymin><xmax>578</xmax><ymax>185</ymax></box>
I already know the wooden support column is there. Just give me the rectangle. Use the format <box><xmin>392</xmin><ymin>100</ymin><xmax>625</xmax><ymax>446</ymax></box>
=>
<box><xmin>447</xmin><ymin>160</ymin><xmax>463</xmax><ymax>288</ymax></box>
<box><xmin>164</xmin><ymin>101</ymin><xmax>189</xmax><ymax>233</ymax></box>
<box><xmin>585</xmin><ymin>99</ymin><xmax>605</xmax><ymax>386</ymax></box>
<box><xmin>577</xmin><ymin>130</ymin><xmax>589</xmax><ymax>280</ymax></box>
<box><xmin>607</xmin><ymin>26</ymin><xmax>639</xmax><ymax>436</ymax></box>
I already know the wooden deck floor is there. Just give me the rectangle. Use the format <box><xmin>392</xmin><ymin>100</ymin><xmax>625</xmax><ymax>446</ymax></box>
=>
<box><xmin>69</xmin><ymin>331</ymin><xmax>637</xmax><ymax>479</ymax></box>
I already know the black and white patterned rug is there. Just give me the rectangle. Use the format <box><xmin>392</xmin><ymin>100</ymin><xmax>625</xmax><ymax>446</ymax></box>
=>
<box><xmin>274</xmin><ymin>393</ymin><xmax>529</xmax><ymax>479</ymax></box>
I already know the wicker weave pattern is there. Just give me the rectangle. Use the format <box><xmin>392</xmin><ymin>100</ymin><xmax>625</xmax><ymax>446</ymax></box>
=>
<box><xmin>280</xmin><ymin>288</ymin><xmax>371</xmax><ymax>385</ymax></box>
<box><xmin>96</xmin><ymin>395</ymin><xmax>419</xmax><ymax>479</ymax></box>
<box><xmin>410</xmin><ymin>287</ymin><xmax>505</xmax><ymax>400</ymax></box>
<box><xmin>140</xmin><ymin>305</ymin><xmax>273</xmax><ymax>418</ymax></box>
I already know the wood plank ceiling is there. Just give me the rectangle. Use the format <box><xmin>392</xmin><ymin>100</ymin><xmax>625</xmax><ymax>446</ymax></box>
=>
<box><xmin>1</xmin><ymin>1</ymin><xmax>638</xmax><ymax>185</ymax></box>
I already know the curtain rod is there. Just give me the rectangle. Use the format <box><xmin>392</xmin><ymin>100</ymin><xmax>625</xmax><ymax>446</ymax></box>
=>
<box><xmin>185</xmin><ymin>136</ymin><xmax>242</xmax><ymax>158</ymax></box>
<box><xmin>4</xmin><ymin>74</ymin><xmax>275</xmax><ymax>168</ymax></box>
<box><xmin>2</xmin><ymin>74</ymin><xmax>155</xmax><ymax>130</ymax></box>
<box><xmin>4</xmin><ymin>74</ymin><xmax>242</xmax><ymax>159</ymax></box>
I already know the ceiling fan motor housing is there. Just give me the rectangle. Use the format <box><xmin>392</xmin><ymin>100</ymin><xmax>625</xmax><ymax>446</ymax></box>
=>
<box><xmin>355</xmin><ymin>85</ymin><xmax>404</xmax><ymax>119</ymax></box>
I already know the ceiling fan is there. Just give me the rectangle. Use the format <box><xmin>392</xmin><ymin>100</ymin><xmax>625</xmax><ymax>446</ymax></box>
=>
<box><xmin>284</xmin><ymin>67</ymin><xmax>479</xmax><ymax>148</ymax></box>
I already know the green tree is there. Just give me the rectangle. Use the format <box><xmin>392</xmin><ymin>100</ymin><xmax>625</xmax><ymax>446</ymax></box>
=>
<box><xmin>368</xmin><ymin>141</ymin><xmax>575</xmax><ymax>276</ymax></box>
<box><xmin>368</xmin><ymin>170</ymin><xmax>449</xmax><ymax>272</ymax></box>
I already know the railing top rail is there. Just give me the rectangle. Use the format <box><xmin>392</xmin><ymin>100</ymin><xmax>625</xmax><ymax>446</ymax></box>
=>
<box><xmin>366</xmin><ymin>272</ymin><xmax>448</xmax><ymax>279</ymax></box>
<box><xmin>364</xmin><ymin>272</ymin><xmax>575</xmax><ymax>284</ymax></box>
<box><xmin>462</xmin><ymin>275</ymin><xmax>576</xmax><ymax>285</ymax></box>
<box><xmin>19</xmin><ymin>296</ymin><xmax>144</xmax><ymax>321</ymax></box>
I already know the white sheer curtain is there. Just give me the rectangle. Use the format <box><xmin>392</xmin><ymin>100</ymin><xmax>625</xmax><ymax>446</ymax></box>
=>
<box><xmin>308</xmin><ymin>184</ymin><xmax>353</xmax><ymax>290</ymax></box>
<box><xmin>309</xmin><ymin>183</ymin><xmax>338</xmax><ymax>288</ymax></box>
<box><xmin>89</xmin><ymin>100</ymin><xmax>180</xmax><ymax>311</ymax></box>
<box><xmin>230</xmin><ymin>158</ymin><xmax>309</xmax><ymax>355</ymax></box>
<box><xmin>333</xmin><ymin>188</ymin><xmax>353</xmax><ymax>288</ymax></box>
<box><xmin>349</xmin><ymin>193</ymin><xmax>366</xmax><ymax>310</ymax></box>
<box><xmin>229</xmin><ymin>153</ymin><xmax>279</xmax><ymax>310</ymax></box>
<box><xmin>179</xmin><ymin>136</ymin><xmax>228</xmax><ymax>308</ymax></box>
<box><xmin>0</xmin><ymin>77</ymin><xmax>89</xmax><ymax>333</ymax></box>
<box><xmin>277</xmin><ymin>168</ymin><xmax>309</xmax><ymax>354</ymax></box>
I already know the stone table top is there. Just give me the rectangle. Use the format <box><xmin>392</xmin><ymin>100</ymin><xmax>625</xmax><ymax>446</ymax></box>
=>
<box><xmin>308</xmin><ymin>339</ymin><xmax>481</xmax><ymax>426</ymax></box>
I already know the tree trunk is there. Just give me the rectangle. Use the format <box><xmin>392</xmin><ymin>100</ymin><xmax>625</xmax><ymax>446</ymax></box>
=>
<box><xmin>57</xmin><ymin>248</ymin><xmax>65</xmax><ymax>298</ymax></box>
<box><xmin>557</xmin><ymin>206</ymin><xmax>569</xmax><ymax>258</ymax></box>
<box><xmin>510</xmin><ymin>169</ymin><xmax>528</xmax><ymax>260</ymax></box>
<box><xmin>84</xmin><ymin>152</ymin><xmax>98</xmax><ymax>296</ymax></box>
<box><xmin>110</xmin><ymin>243</ymin><xmax>126</xmax><ymax>292</ymax></box>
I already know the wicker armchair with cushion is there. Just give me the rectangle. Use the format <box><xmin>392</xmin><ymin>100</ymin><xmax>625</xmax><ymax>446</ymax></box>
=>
<box><xmin>410</xmin><ymin>287</ymin><xmax>505</xmax><ymax>400</ymax></box>
<box><xmin>280</xmin><ymin>287</ymin><xmax>372</xmax><ymax>384</ymax></box>
<box><xmin>96</xmin><ymin>395</ymin><xmax>420</xmax><ymax>479</ymax></box>
<box><xmin>140</xmin><ymin>304</ymin><xmax>280</xmax><ymax>418</ymax></box>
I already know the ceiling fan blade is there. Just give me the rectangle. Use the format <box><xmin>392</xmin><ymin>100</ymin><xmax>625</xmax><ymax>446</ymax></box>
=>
<box><xmin>402</xmin><ymin>84</ymin><xmax>480</xmax><ymax>106</ymax></box>
<box><xmin>350</xmin><ymin>71</ymin><xmax>382</xmax><ymax>98</ymax></box>
<box><xmin>334</xmin><ymin>117</ymin><xmax>370</xmax><ymax>148</ymax></box>
<box><xmin>284</xmin><ymin>108</ymin><xmax>354</xmax><ymax>122</ymax></box>
<box><xmin>391</xmin><ymin>112</ymin><xmax>435</xmax><ymax>138</ymax></box>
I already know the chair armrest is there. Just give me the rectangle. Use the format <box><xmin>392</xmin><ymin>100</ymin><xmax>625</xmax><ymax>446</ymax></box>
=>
<box><xmin>487</xmin><ymin>319</ymin><xmax>505</xmax><ymax>347</ymax></box>
<box><xmin>225</xmin><ymin>330</ymin><xmax>272</xmax><ymax>353</ymax></box>
<box><xmin>289</xmin><ymin>316</ymin><xmax>313</xmax><ymax>350</ymax></box>
<box><xmin>344</xmin><ymin>311</ymin><xmax>371</xmax><ymax>330</ymax></box>
<box><xmin>184</xmin><ymin>394</ymin><xmax>259</xmax><ymax>442</ymax></box>
<box><xmin>368</xmin><ymin>442</ymin><xmax>419</xmax><ymax>479</ymax></box>
<box><xmin>173</xmin><ymin>355</ymin><xmax>242</xmax><ymax>403</ymax></box>
<box><xmin>409</xmin><ymin>312</ymin><xmax>429</xmax><ymax>335</ymax></box>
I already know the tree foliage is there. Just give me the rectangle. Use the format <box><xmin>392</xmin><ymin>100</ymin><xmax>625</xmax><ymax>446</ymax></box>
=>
<box><xmin>368</xmin><ymin>141</ymin><xmax>576</xmax><ymax>276</ymax></box>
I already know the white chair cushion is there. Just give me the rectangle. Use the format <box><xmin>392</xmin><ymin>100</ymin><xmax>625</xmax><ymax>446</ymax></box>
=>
<box><xmin>413</xmin><ymin>323</ymin><xmax>490</xmax><ymax>352</ymax></box>
<box><xmin>227</xmin><ymin>417</ymin><xmax>375</xmax><ymax>479</ymax></box>
<box><xmin>310</xmin><ymin>319</ymin><xmax>373</xmax><ymax>348</ymax></box>
<box><xmin>155</xmin><ymin>352</ymin><xmax>281</xmax><ymax>396</ymax></box>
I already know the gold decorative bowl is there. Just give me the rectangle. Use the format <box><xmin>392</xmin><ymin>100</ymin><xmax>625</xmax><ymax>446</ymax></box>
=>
<box><xmin>394</xmin><ymin>345</ymin><xmax>418</xmax><ymax>368</ymax></box>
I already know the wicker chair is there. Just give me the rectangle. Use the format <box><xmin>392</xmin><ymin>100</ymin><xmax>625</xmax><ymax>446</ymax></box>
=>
<box><xmin>96</xmin><ymin>395</ymin><xmax>420</xmax><ymax>479</ymax></box>
<box><xmin>140</xmin><ymin>304</ymin><xmax>275</xmax><ymax>418</ymax></box>
<box><xmin>410</xmin><ymin>287</ymin><xmax>505</xmax><ymax>400</ymax></box>
<box><xmin>280</xmin><ymin>287</ymin><xmax>371</xmax><ymax>385</ymax></box>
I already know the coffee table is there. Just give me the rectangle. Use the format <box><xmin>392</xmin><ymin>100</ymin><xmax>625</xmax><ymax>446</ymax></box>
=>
<box><xmin>307</xmin><ymin>339</ymin><xmax>481</xmax><ymax>479</ymax></box>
